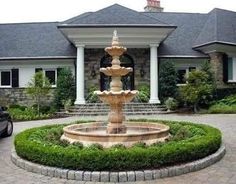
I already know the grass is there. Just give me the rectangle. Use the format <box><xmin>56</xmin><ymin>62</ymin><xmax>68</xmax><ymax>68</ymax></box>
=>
<box><xmin>208</xmin><ymin>104</ymin><xmax>236</xmax><ymax>114</ymax></box>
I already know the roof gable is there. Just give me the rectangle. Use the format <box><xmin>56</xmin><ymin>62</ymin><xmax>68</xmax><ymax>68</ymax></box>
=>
<box><xmin>194</xmin><ymin>8</ymin><xmax>236</xmax><ymax>48</ymax></box>
<box><xmin>63</xmin><ymin>4</ymin><xmax>168</xmax><ymax>26</ymax></box>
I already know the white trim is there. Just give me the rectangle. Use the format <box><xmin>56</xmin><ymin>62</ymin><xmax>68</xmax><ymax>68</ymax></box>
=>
<box><xmin>233</xmin><ymin>57</ymin><xmax>236</xmax><ymax>82</ymax></box>
<box><xmin>159</xmin><ymin>55</ymin><xmax>208</xmax><ymax>58</ymax></box>
<box><xmin>0</xmin><ymin>56</ymin><xmax>76</xmax><ymax>60</ymax></box>
<box><xmin>193</xmin><ymin>41</ymin><xmax>236</xmax><ymax>48</ymax></box>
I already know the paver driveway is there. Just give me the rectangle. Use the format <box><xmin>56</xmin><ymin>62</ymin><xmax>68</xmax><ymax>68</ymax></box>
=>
<box><xmin>0</xmin><ymin>114</ymin><xmax>235</xmax><ymax>184</ymax></box>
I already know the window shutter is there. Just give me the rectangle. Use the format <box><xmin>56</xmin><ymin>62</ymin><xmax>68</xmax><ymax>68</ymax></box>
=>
<box><xmin>57</xmin><ymin>68</ymin><xmax>63</xmax><ymax>77</ymax></box>
<box><xmin>12</xmin><ymin>69</ymin><xmax>19</xmax><ymax>87</ymax></box>
<box><xmin>228</xmin><ymin>58</ymin><xmax>233</xmax><ymax>81</ymax></box>
<box><xmin>35</xmin><ymin>68</ymin><xmax>42</xmax><ymax>73</ymax></box>
<box><xmin>223</xmin><ymin>54</ymin><xmax>229</xmax><ymax>83</ymax></box>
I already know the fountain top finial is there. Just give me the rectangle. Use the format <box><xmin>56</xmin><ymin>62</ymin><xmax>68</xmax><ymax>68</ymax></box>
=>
<box><xmin>112</xmin><ymin>30</ymin><xmax>120</xmax><ymax>46</ymax></box>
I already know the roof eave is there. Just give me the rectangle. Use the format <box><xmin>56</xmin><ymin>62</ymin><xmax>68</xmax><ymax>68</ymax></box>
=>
<box><xmin>57</xmin><ymin>24</ymin><xmax>177</xmax><ymax>29</ymax></box>
<box><xmin>193</xmin><ymin>41</ymin><xmax>236</xmax><ymax>50</ymax></box>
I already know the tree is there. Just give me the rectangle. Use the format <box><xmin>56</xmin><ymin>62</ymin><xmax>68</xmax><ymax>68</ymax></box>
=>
<box><xmin>26</xmin><ymin>71</ymin><xmax>51</xmax><ymax>115</ymax></box>
<box><xmin>201</xmin><ymin>61</ymin><xmax>216</xmax><ymax>86</ymax></box>
<box><xmin>200</xmin><ymin>61</ymin><xmax>216</xmax><ymax>106</ymax></box>
<box><xmin>54</xmin><ymin>68</ymin><xmax>75</xmax><ymax>108</ymax></box>
<box><xmin>180</xmin><ymin>70</ymin><xmax>213</xmax><ymax>113</ymax></box>
<box><xmin>159</xmin><ymin>61</ymin><xmax>178</xmax><ymax>101</ymax></box>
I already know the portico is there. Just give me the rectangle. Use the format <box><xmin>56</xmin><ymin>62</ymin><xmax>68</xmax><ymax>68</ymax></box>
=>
<box><xmin>58</xmin><ymin>26</ymin><xmax>175</xmax><ymax>104</ymax></box>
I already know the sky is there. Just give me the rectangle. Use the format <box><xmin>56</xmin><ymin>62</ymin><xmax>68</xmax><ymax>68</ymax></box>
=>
<box><xmin>0</xmin><ymin>0</ymin><xmax>236</xmax><ymax>23</ymax></box>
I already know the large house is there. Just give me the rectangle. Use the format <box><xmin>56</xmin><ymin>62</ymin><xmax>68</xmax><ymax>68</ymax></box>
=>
<box><xmin>0</xmin><ymin>0</ymin><xmax>236</xmax><ymax>105</ymax></box>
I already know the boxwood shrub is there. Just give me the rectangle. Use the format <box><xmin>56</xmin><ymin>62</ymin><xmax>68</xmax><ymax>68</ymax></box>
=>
<box><xmin>14</xmin><ymin>120</ymin><xmax>222</xmax><ymax>171</ymax></box>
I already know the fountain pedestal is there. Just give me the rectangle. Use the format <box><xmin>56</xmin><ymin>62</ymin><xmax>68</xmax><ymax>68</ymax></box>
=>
<box><xmin>107</xmin><ymin>103</ymin><xmax>126</xmax><ymax>134</ymax></box>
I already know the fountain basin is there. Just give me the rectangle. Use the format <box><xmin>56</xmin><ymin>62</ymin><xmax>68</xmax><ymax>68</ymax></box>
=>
<box><xmin>61</xmin><ymin>122</ymin><xmax>170</xmax><ymax>148</ymax></box>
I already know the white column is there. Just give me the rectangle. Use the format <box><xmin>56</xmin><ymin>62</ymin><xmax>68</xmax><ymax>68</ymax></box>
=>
<box><xmin>74</xmin><ymin>45</ymin><xmax>86</xmax><ymax>105</ymax></box>
<box><xmin>149</xmin><ymin>44</ymin><xmax>160</xmax><ymax>104</ymax></box>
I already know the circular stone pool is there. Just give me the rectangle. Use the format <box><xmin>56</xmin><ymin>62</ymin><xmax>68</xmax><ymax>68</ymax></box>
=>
<box><xmin>61</xmin><ymin>122</ymin><xmax>170</xmax><ymax>148</ymax></box>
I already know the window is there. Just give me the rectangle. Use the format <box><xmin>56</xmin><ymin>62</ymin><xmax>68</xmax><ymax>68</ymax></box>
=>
<box><xmin>228</xmin><ymin>57</ymin><xmax>236</xmax><ymax>82</ymax></box>
<box><xmin>0</xmin><ymin>70</ymin><xmax>11</xmax><ymax>87</ymax></box>
<box><xmin>177</xmin><ymin>67</ymin><xmax>196</xmax><ymax>85</ymax></box>
<box><xmin>35</xmin><ymin>68</ymin><xmax>57</xmax><ymax>87</ymax></box>
<box><xmin>177</xmin><ymin>69</ymin><xmax>186</xmax><ymax>84</ymax></box>
<box><xmin>45</xmin><ymin>70</ymin><xmax>56</xmax><ymax>86</ymax></box>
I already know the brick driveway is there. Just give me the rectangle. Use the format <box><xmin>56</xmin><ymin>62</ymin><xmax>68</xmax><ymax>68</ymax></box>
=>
<box><xmin>0</xmin><ymin>114</ymin><xmax>235</xmax><ymax>184</ymax></box>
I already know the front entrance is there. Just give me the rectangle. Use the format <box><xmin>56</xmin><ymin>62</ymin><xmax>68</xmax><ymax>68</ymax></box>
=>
<box><xmin>100</xmin><ymin>54</ymin><xmax>134</xmax><ymax>91</ymax></box>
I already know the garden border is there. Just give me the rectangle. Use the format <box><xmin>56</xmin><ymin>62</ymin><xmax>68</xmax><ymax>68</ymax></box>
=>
<box><xmin>11</xmin><ymin>144</ymin><xmax>225</xmax><ymax>182</ymax></box>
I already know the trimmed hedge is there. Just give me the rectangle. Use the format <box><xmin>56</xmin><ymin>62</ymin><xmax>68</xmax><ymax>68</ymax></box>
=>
<box><xmin>14</xmin><ymin>120</ymin><xmax>222</xmax><ymax>171</ymax></box>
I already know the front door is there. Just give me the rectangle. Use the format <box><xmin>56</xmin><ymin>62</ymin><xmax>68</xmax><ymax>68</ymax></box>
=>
<box><xmin>100</xmin><ymin>54</ymin><xmax>134</xmax><ymax>91</ymax></box>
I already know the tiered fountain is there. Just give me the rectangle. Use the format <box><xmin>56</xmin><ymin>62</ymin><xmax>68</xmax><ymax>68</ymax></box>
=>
<box><xmin>61</xmin><ymin>31</ymin><xmax>169</xmax><ymax>148</ymax></box>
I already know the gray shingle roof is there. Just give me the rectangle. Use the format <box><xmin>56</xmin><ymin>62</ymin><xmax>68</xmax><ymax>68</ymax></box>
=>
<box><xmin>0</xmin><ymin>4</ymin><xmax>235</xmax><ymax>59</ymax></box>
<box><xmin>143</xmin><ymin>12</ymin><xmax>209</xmax><ymax>57</ymax></box>
<box><xmin>0</xmin><ymin>22</ymin><xmax>76</xmax><ymax>58</ymax></box>
<box><xmin>193</xmin><ymin>8</ymin><xmax>236</xmax><ymax>48</ymax></box>
<box><xmin>62</xmin><ymin>4</ymin><xmax>169</xmax><ymax>26</ymax></box>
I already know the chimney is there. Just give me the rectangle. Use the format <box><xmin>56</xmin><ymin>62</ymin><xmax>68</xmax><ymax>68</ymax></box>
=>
<box><xmin>144</xmin><ymin>0</ymin><xmax>163</xmax><ymax>12</ymax></box>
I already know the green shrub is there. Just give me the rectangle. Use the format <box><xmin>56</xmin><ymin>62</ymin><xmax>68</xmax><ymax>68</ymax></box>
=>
<box><xmin>8</xmin><ymin>105</ymin><xmax>54</xmax><ymax>121</ymax></box>
<box><xmin>72</xmin><ymin>142</ymin><xmax>84</xmax><ymax>149</ymax></box>
<box><xmin>180</xmin><ymin>70</ymin><xmax>214</xmax><ymax>113</ymax></box>
<box><xmin>54</xmin><ymin>68</ymin><xmax>75</xmax><ymax>108</ymax></box>
<box><xmin>14</xmin><ymin>120</ymin><xmax>222</xmax><ymax>171</ymax></box>
<box><xmin>159</xmin><ymin>61</ymin><xmax>178</xmax><ymax>101</ymax></box>
<box><xmin>208</xmin><ymin>94</ymin><xmax>236</xmax><ymax>114</ymax></box>
<box><xmin>215</xmin><ymin>95</ymin><xmax>236</xmax><ymax>106</ymax></box>
<box><xmin>215</xmin><ymin>88</ymin><xmax>236</xmax><ymax>100</ymax></box>
<box><xmin>136</xmin><ymin>84</ymin><xmax>150</xmax><ymax>102</ymax></box>
<box><xmin>165</xmin><ymin>97</ymin><xmax>178</xmax><ymax>111</ymax></box>
<box><xmin>86</xmin><ymin>85</ymin><xmax>100</xmax><ymax>103</ymax></box>
<box><xmin>208</xmin><ymin>104</ymin><xmax>236</xmax><ymax>114</ymax></box>
<box><xmin>132</xmin><ymin>142</ymin><xmax>147</xmax><ymax>148</ymax></box>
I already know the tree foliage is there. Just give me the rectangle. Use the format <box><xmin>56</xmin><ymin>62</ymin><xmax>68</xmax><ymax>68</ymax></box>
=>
<box><xmin>26</xmin><ymin>71</ymin><xmax>51</xmax><ymax>115</ymax></box>
<box><xmin>54</xmin><ymin>68</ymin><xmax>75</xmax><ymax>108</ymax></box>
<box><xmin>159</xmin><ymin>61</ymin><xmax>178</xmax><ymax>101</ymax></box>
<box><xmin>180</xmin><ymin>70</ymin><xmax>214</xmax><ymax>113</ymax></box>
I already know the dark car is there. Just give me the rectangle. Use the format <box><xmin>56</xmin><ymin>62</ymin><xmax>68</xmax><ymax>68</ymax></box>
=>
<box><xmin>0</xmin><ymin>107</ymin><xmax>13</xmax><ymax>137</ymax></box>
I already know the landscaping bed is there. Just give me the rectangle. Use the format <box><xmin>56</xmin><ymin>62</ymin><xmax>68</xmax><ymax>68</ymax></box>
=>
<box><xmin>208</xmin><ymin>94</ymin><xmax>236</xmax><ymax>114</ymax></box>
<box><xmin>14</xmin><ymin>120</ymin><xmax>222</xmax><ymax>171</ymax></box>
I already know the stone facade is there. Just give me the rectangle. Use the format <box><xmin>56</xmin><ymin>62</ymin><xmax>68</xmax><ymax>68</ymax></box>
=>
<box><xmin>209</xmin><ymin>52</ymin><xmax>225</xmax><ymax>87</ymax></box>
<box><xmin>209</xmin><ymin>52</ymin><xmax>236</xmax><ymax>88</ymax></box>
<box><xmin>0</xmin><ymin>88</ymin><xmax>55</xmax><ymax>106</ymax></box>
<box><xmin>84</xmin><ymin>48</ymin><xmax>150</xmax><ymax>97</ymax></box>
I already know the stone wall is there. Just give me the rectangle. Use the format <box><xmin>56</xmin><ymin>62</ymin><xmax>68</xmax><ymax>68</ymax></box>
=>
<box><xmin>0</xmin><ymin>88</ymin><xmax>55</xmax><ymax>107</ymax></box>
<box><xmin>84</xmin><ymin>48</ymin><xmax>150</xmax><ymax>97</ymax></box>
<box><xmin>209</xmin><ymin>52</ymin><xmax>236</xmax><ymax>88</ymax></box>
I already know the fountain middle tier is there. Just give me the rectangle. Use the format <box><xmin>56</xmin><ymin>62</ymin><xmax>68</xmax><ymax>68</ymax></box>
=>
<box><xmin>100</xmin><ymin>67</ymin><xmax>133</xmax><ymax>77</ymax></box>
<box><xmin>95</xmin><ymin>90</ymin><xmax>138</xmax><ymax>104</ymax></box>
